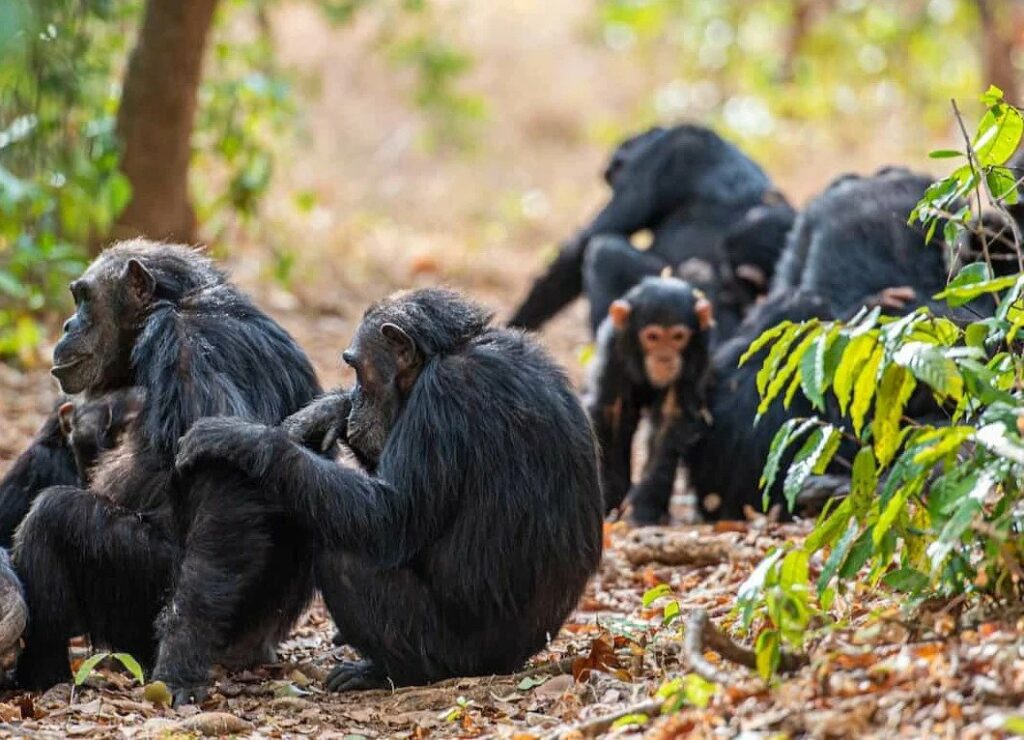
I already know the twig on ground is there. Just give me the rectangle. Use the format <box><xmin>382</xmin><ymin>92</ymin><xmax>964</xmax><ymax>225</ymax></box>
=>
<box><xmin>684</xmin><ymin>608</ymin><xmax>807</xmax><ymax>683</ymax></box>
<box><xmin>545</xmin><ymin>699</ymin><xmax>664</xmax><ymax>739</ymax></box>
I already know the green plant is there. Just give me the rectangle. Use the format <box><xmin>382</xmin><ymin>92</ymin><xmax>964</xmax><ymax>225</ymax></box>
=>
<box><xmin>739</xmin><ymin>87</ymin><xmax>1024</xmax><ymax>675</ymax></box>
<box><xmin>74</xmin><ymin>651</ymin><xmax>144</xmax><ymax>687</ymax></box>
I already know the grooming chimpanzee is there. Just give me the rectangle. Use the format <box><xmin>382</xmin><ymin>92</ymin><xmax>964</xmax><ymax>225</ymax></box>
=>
<box><xmin>167</xmin><ymin>288</ymin><xmax>603</xmax><ymax>703</ymax></box>
<box><xmin>57</xmin><ymin>388</ymin><xmax>145</xmax><ymax>485</ymax></box>
<box><xmin>2</xmin><ymin>241</ymin><xmax>321</xmax><ymax>690</ymax></box>
<box><xmin>509</xmin><ymin>125</ymin><xmax>781</xmax><ymax>333</ymax></box>
<box><xmin>585</xmin><ymin>277</ymin><xmax>713</xmax><ymax>524</ymax></box>
<box><xmin>685</xmin><ymin>167</ymin><xmax>964</xmax><ymax>522</ymax></box>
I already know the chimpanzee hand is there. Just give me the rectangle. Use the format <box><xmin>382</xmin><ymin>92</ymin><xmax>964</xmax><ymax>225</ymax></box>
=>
<box><xmin>175</xmin><ymin>417</ymin><xmax>284</xmax><ymax>481</ymax></box>
<box><xmin>281</xmin><ymin>390</ymin><xmax>351</xmax><ymax>453</ymax></box>
<box><xmin>866</xmin><ymin>285</ymin><xmax>917</xmax><ymax>311</ymax></box>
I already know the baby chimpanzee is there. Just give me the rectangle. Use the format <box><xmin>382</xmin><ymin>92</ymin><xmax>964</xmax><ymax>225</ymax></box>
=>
<box><xmin>586</xmin><ymin>277</ymin><xmax>713</xmax><ymax>524</ymax></box>
<box><xmin>57</xmin><ymin>388</ymin><xmax>145</xmax><ymax>485</ymax></box>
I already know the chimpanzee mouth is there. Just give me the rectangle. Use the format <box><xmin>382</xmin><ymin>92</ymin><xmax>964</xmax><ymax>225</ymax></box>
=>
<box><xmin>51</xmin><ymin>356</ymin><xmax>88</xmax><ymax>376</ymax></box>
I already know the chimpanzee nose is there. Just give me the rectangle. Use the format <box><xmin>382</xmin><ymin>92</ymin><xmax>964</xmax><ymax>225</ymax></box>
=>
<box><xmin>62</xmin><ymin>317</ymin><xmax>74</xmax><ymax>334</ymax></box>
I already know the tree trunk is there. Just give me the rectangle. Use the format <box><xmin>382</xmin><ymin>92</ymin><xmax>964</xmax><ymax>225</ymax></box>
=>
<box><xmin>977</xmin><ymin>0</ymin><xmax>1023</xmax><ymax>105</ymax></box>
<box><xmin>112</xmin><ymin>0</ymin><xmax>219</xmax><ymax>246</ymax></box>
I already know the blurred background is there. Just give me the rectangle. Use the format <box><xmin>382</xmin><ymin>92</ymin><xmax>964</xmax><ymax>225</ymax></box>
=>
<box><xmin>1</xmin><ymin>0</ymin><xmax>1022</xmax><ymax>460</ymax></box>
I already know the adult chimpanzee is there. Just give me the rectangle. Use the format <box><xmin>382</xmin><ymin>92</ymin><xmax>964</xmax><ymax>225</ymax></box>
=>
<box><xmin>57</xmin><ymin>387</ymin><xmax>145</xmax><ymax>485</ymax></box>
<box><xmin>682</xmin><ymin>167</ymin><xmax>961</xmax><ymax>522</ymax></box>
<box><xmin>165</xmin><ymin>288</ymin><xmax>603</xmax><ymax>703</ymax></box>
<box><xmin>2</xmin><ymin>241</ymin><xmax>321</xmax><ymax>690</ymax></box>
<box><xmin>508</xmin><ymin>125</ymin><xmax>780</xmax><ymax>332</ymax></box>
<box><xmin>585</xmin><ymin>277</ymin><xmax>713</xmax><ymax>523</ymax></box>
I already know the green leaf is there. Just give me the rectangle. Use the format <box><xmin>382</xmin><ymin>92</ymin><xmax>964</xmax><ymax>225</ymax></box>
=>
<box><xmin>873</xmin><ymin>482</ymin><xmax>916</xmax><ymax>545</ymax></box>
<box><xmin>662</xmin><ymin>599</ymin><xmax>681</xmax><ymax>626</ymax></box>
<box><xmin>838</xmin><ymin>528</ymin><xmax>875</xmax><ymax>579</ymax></box>
<box><xmin>799</xmin><ymin>330</ymin><xmax>830</xmax><ymax>410</ymax></box>
<box><xmin>681</xmin><ymin>674</ymin><xmax>716</xmax><ymax>708</ymax></box>
<box><xmin>980</xmin><ymin>84</ymin><xmax>1005</xmax><ymax>106</ymax></box>
<box><xmin>111</xmin><ymin>653</ymin><xmax>144</xmax><ymax>685</ymax></box>
<box><xmin>849</xmin><ymin>447</ymin><xmax>878</xmax><ymax>518</ymax></box>
<box><xmin>612</xmin><ymin>713</ymin><xmax>650</xmax><ymax>729</ymax></box>
<box><xmin>873</xmin><ymin>364</ymin><xmax>916</xmax><ymax>467</ymax></box>
<box><xmin>928</xmin><ymin>149</ymin><xmax>962</xmax><ymax>159</ymax></box>
<box><xmin>74</xmin><ymin>652</ymin><xmax>110</xmax><ymax>687</ymax></box>
<box><xmin>974</xmin><ymin>105</ymin><xmax>1024</xmax><ymax>166</ymax></box>
<box><xmin>739</xmin><ymin>320</ymin><xmax>793</xmax><ymax>368</ymax></box>
<box><xmin>761</xmin><ymin>418</ymin><xmax>818</xmax><ymax>497</ymax></box>
<box><xmin>755</xmin><ymin>323</ymin><xmax>815</xmax><ymax>400</ymax></box>
<box><xmin>1004</xmin><ymin>715</ymin><xmax>1024</xmax><ymax>734</ymax></box>
<box><xmin>882</xmin><ymin>567</ymin><xmax>929</xmax><ymax>593</ymax></box>
<box><xmin>935</xmin><ymin>272</ymin><xmax>1021</xmax><ymax>307</ymax></box>
<box><xmin>642</xmin><ymin>583</ymin><xmax>672</xmax><ymax>607</ymax></box>
<box><xmin>834</xmin><ymin>334</ymin><xmax>876</xmax><ymax>415</ymax></box>
<box><xmin>779</xmin><ymin>549</ymin><xmax>809</xmax><ymax>591</ymax></box>
<box><xmin>806</xmin><ymin>496</ymin><xmax>854</xmax><ymax>553</ymax></box>
<box><xmin>517</xmin><ymin>675</ymin><xmax>549</xmax><ymax>691</ymax></box>
<box><xmin>782</xmin><ymin>426</ymin><xmax>840</xmax><ymax>511</ymax></box>
<box><xmin>850</xmin><ymin>344</ymin><xmax>885</xmax><ymax>436</ymax></box>
<box><xmin>816</xmin><ymin>519</ymin><xmax>859</xmax><ymax>594</ymax></box>
<box><xmin>755</xmin><ymin>629</ymin><xmax>780</xmax><ymax>680</ymax></box>
<box><xmin>892</xmin><ymin>342</ymin><xmax>963</xmax><ymax>400</ymax></box>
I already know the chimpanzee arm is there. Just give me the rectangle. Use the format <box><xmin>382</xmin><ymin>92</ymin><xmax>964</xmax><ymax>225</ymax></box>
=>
<box><xmin>509</xmin><ymin>175</ymin><xmax>662</xmax><ymax>330</ymax></box>
<box><xmin>0</xmin><ymin>411</ymin><xmax>79</xmax><ymax>547</ymax></box>
<box><xmin>175</xmin><ymin>418</ymin><xmax>440</xmax><ymax>565</ymax></box>
<box><xmin>627</xmin><ymin>412</ymin><xmax>697</xmax><ymax>525</ymax></box>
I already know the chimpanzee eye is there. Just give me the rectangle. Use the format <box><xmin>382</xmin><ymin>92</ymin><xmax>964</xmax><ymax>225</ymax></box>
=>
<box><xmin>641</xmin><ymin>328</ymin><xmax>661</xmax><ymax>344</ymax></box>
<box><xmin>670</xmin><ymin>329</ymin><xmax>688</xmax><ymax>343</ymax></box>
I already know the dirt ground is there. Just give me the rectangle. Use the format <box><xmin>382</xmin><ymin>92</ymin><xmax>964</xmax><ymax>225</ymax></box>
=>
<box><xmin>1</xmin><ymin>1</ymin><xmax>1020</xmax><ymax>737</ymax></box>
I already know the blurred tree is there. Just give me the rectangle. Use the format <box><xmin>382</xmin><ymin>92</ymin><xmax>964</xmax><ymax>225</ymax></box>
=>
<box><xmin>114</xmin><ymin>0</ymin><xmax>219</xmax><ymax>243</ymax></box>
<box><xmin>976</xmin><ymin>0</ymin><xmax>1024</xmax><ymax>104</ymax></box>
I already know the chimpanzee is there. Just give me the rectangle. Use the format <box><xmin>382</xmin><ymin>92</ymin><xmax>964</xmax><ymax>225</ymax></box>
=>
<box><xmin>164</xmin><ymin>288</ymin><xmax>604</xmax><ymax>703</ymax></box>
<box><xmin>684</xmin><ymin>167</ymin><xmax>965</xmax><ymax>522</ymax></box>
<box><xmin>508</xmin><ymin>124</ymin><xmax>780</xmax><ymax>332</ymax></box>
<box><xmin>585</xmin><ymin>277</ymin><xmax>713</xmax><ymax>524</ymax></box>
<box><xmin>2</xmin><ymin>240</ymin><xmax>321</xmax><ymax>690</ymax></box>
<box><xmin>57</xmin><ymin>388</ymin><xmax>145</xmax><ymax>485</ymax></box>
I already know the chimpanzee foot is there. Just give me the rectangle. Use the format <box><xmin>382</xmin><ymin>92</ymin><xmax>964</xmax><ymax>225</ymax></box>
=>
<box><xmin>325</xmin><ymin>659</ymin><xmax>389</xmax><ymax>692</ymax></box>
<box><xmin>167</xmin><ymin>682</ymin><xmax>208</xmax><ymax>707</ymax></box>
<box><xmin>331</xmin><ymin>631</ymin><xmax>345</xmax><ymax>646</ymax></box>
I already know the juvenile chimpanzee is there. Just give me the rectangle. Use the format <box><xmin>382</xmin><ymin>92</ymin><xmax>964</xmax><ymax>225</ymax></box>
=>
<box><xmin>585</xmin><ymin>277</ymin><xmax>713</xmax><ymax>524</ymax></box>
<box><xmin>509</xmin><ymin>125</ymin><xmax>778</xmax><ymax>332</ymax></box>
<box><xmin>57</xmin><ymin>388</ymin><xmax>145</xmax><ymax>485</ymax></box>
<box><xmin>3</xmin><ymin>241</ymin><xmax>321</xmax><ymax>689</ymax></box>
<box><xmin>166</xmin><ymin>288</ymin><xmax>603</xmax><ymax>703</ymax></box>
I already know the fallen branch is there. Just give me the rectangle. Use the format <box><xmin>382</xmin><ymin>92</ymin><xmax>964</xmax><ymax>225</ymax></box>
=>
<box><xmin>383</xmin><ymin>656</ymin><xmax>575</xmax><ymax>696</ymax></box>
<box><xmin>545</xmin><ymin>699</ymin><xmax>664</xmax><ymax>739</ymax></box>
<box><xmin>684</xmin><ymin>609</ymin><xmax>807</xmax><ymax>683</ymax></box>
<box><xmin>621</xmin><ymin>528</ymin><xmax>744</xmax><ymax>567</ymax></box>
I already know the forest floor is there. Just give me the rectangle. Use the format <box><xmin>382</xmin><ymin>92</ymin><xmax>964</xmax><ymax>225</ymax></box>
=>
<box><xmin>1</xmin><ymin>1</ymin><xmax>1021</xmax><ymax>736</ymax></box>
<box><xmin>2</xmin><ymin>289</ymin><xmax>1024</xmax><ymax>739</ymax></box>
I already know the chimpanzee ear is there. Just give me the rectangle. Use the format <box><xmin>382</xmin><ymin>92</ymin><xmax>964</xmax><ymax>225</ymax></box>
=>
<box><xmin>122</xmin><ymin>259</ymin><xmax>156</xmax><ymax>305</ymax></box>
<box><xmin>58</xmin><ymin>402</ymin><xmax>75</xmax><ymax>438</ymax></box>
<box><xmin>380</xmin><ymin>323</ymin><xmax>417</xmax><ymax>369</ymax></box>
<box><xmin>609</xmin><ymin>300</ymin><xmax>632</xmax><ymax>330</ymax></box>
<box><xmin>695</xmin><ymin>295</ymin><xmax>715</xmax><ymax>331</ymax></box>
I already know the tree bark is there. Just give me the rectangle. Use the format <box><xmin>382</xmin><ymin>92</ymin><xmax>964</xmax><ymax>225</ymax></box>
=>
<box><xmin>977</xmin><ymin>0</ymin><xmax>1023</xmax><ymax>105</ymax></box>
<box><xmin>112</xmin><ymin>0</ymin><xmax>219</xmax><ymax>246</ymax></box>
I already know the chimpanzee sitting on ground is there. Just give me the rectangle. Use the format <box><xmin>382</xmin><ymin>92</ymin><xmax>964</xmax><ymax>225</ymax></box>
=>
<box><xmin>1</xmin><ymin>241</ymin><xmax>321</xmax><ymax>690</ymax></box>
<box><xmin>686</xmin><ymin>167</ymin><xmax>965</xmax><ymax>523</ymax></box>
<box><xmin>57</xmin><ymin>388</ymin><xmax>145</xmax><ymax>485</ymax></box>
<box><xmin>585</xmin><ymin>277</ymin><xmax>713</xmax><ymax>524</ymax></box>
<box><xmin>166</xmin><ymin>288</ymin><xmax>604</xmax><ymax>703</ymax></box>
<box><xmin>509</xmin><ymin>125</ymin><xmax>780</xmax><ymax>333</ymax></box>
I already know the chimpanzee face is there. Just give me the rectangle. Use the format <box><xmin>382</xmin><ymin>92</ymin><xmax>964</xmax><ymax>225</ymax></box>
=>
<box><xmin>342</xmin><ymin>321</ymin><xmax>420</xmax><ymax>464</ymax></box>
<box><xmin>51</xmin><ymin>258</ymin><xmax>155</xmax><ymax>395</ymax></box>
<box><xmin>637</xmin><ymin>324</ymin><xmax>692</xmax><ymax>388</ymax></box>
<box><xmin>609</xmin><ymin>279</ymin><xmax>714</xmax><ymax>390</ymax></box>
<box><xmin>57</xmin><ymin>388</ymin><xmax>142</xmax><ymax>483</ymax></box>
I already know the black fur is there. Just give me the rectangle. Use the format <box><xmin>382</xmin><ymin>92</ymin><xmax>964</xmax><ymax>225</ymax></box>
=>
<box><xmin>509</xmin><ymin>125</ymin><xmax>778</xmax><ymax>333</ymax></box>
<box><xmin>10</xmin><ymin>241</ymin><xmax>321</xmax><ymax>690</ymax></box>
<box><xmin>688</xmin><ymin>168</ymin><xmax>960</xmax><ymax>521</ymax></box>
<box><xmin>585</xmin><ymin>277</ymin><xmax>711</xmax><ymax>523</ymax></box>
<box><xmin>168</xmin><ymin>288</ymin><xmax>603</xmax><ymax>701</ymax></box>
